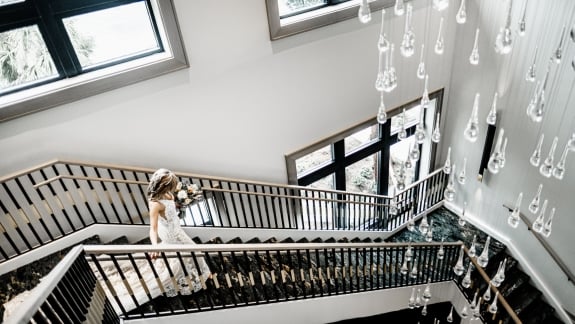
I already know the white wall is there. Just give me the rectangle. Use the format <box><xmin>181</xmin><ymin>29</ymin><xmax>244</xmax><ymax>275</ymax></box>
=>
<box><xmin>440</xmin><ymin>0</ymin><xmax>575</xmax><ymax>317</ymax></box>
<box><xmin>0</xmin><ymin>0</ymin><xmax>456</xmax><ymax>184</ymax></box>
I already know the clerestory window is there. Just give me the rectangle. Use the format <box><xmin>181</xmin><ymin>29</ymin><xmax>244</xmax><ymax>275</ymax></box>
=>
<box><xmin>0</xmin><ymin>0</ymin><xmax>187</xmax><ymax>122</ymax></box>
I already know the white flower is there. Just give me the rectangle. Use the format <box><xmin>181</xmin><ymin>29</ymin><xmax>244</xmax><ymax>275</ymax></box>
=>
<box><xmin>188</xmin><ymin>184</ymin><xmax>200</xmax><ymax>193</ymax></box>
<box><xmin>177</xmin><ymin>190</ymin><xmax>187</xmax><ymax>200</ymax></box>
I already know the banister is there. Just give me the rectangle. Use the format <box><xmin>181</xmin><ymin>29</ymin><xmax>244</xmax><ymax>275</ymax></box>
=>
<box><xmin>503</xmin><ymin>204</ymin><xmax>575</xmax><ymax>286</ymax></box>
<box><xmin>464</xmin><ymin>246</ymin><xmax>522</xmax><ymax>324</ymax></box>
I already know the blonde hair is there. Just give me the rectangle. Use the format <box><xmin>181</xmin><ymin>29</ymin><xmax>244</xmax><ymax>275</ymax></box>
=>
<box><xmin>147</xmin><ymin>168</ymin><xmax>178</xmax><ymax>201</ymax></box>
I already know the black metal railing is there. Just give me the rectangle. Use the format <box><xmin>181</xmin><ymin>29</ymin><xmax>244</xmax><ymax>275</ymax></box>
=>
<box><xmin>0</xmin><ymin>160</ymin><xmax>448</xmax><ymax>266</ymax></box>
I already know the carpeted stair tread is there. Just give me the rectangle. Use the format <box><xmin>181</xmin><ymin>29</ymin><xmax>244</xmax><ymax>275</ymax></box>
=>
<box><xmin>246</xmin><ymin>237</ymin><xmax>261</xmax><ymax>244</ymax></box>
<box><xmin>105</xmin><ymin>235</ymin><xmax>129</xmax><ymax>245</ymax></box>
<box><xmin>263</xmin><ymin>237</ymin><xmax>278</xmax><ymax>244</ymax></box>
<box><xmin>280</xmin><ymin>237</ymin><xmax>295</xmax><ymax>243</ymax></box>
<box><xmin>226</xmin><ymin>237</ymin><xmax>243</xmax><ymax>244</ymax></box>
<box><xmin>296</xmin><ymin>238</ymin><xmax>309</xmax><ymax>243</ymax></box>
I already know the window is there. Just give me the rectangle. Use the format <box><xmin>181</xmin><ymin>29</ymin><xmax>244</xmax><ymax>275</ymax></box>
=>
<box><xmin>286</xmin><ymin>89</ymin><xmax>443</xmax><ymax>197</ymax></box>
<box><xmin>266</xmin><ymin>0</ymin><xmax>397</xmax><ymax>40</ymax></box>
<box><xmin>0</xmin><ymin>0</ymin><xmax>187</xmax><ymax>122</ymax></box>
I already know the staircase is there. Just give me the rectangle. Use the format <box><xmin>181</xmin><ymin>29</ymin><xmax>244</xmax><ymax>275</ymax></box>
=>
<box><xmin>387</xmin><ymin>207</ymin><xmax>564</xmax><ymax>324</ymax></box>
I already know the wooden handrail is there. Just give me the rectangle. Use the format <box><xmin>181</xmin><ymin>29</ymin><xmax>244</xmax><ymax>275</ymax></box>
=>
<box><xmin>464</xmin><ymin>246</ymin><xmax>522</xmax><ymax>324</ymax></box>
<box><xmin>503</xmin><ymin>204</ymin><xmax>575</xmax><ymax>286</ymax></box>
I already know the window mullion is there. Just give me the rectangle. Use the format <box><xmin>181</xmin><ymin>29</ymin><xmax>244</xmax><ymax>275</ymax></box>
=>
<box><xmin>333</xmin><ymin>141</ymin><xmax>346</xmax><ymax>192</ymax></box>
<box><xmin>32</xmin><ymin>0</ymin><xmax>81</xmax><ymax>77</ymax></box>
<box><xmin>378</xmin><ymin>122</ymin><xmax>391</xmax><ymax>195</ymax></box>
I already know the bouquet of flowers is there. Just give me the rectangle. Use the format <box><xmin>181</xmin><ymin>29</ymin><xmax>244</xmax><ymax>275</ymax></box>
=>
<box><xmin>174</xmin><ymin>182</ymin><xmax>203</xmax><ymax>217</ymax></box>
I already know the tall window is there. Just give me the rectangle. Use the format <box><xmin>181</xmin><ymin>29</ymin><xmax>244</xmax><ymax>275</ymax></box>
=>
<box><xmin>286</xmin><ymin>90</ymin><xmax>443</xmax><ymax>195</ymax></box>
<box><xmin>0</xmin><ymin>0</ymin><xmax>186</xmax><ymax>122</ymax></box>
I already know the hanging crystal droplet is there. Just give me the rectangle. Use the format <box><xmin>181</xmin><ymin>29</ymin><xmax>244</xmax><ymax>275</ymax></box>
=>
<box><xmin>529</xmin><ymin>60</ymin><xmax>552</xmax><ymax>123</ymax></box>
<box><xmin>398</xmin><ymin>109</ymin><xmax>407</xmax><ymax>140</ymax></box>
<box><xmin>407</xmin><ymin>216</ymin><xmax>416</xmax><ymax>231</ymax></box>
<box><xmin>459</xmin><ymin>202</ymin><xmax>467</xmax><ymax>226</ymax></box>
<box><xmin>528</xmin><ymin>184</ymin><xmax>543</xmax><ymax>213</ymax></box>
<box><xmin>540</xmin><ymin>136</ymin><xmax>558</xmax><ymax>177</ymax></box>
<box><xmin>383</xmin><ymin>44</ymin><xmax>398</xmax><ymax>92</ymax></box>
<box><xmin>526</xmin><ymin>81</ymin><xmax>541</xmax><ymax>117</ymax></box>
<box><xmin>421</xmin><ymin>74</ymin><xmax>430</xmax><ymax>109</ymax></box>
<box><xmin>438</xmin><ymin>239</ymin><xmax>445</xmax><ymax>260</ymax></box>
<box><xmin>495</xmin><ymin>0</ymin><xmax>513</xmax><ymax>54</ymax></box>
<box><xmin>443</xmin><ymin>147</ymin><xmax>452</xmax><ymax>174</ymax></box>
<box><xmin>469</xmin><ymin>28</ymin><xmax>480</xmax><ymax>65</ymax></box>
<box><xmin>461</xmin><ymin>263</ymin><xmax>473</xmax><ymax>288</ymax></box>
<box><xmin>421</xmin><ymin>300</ymin><xmax>428</xmax><ymax>316</ymax></box>
<box><xmin>464</xmin><ymin>93</ymin><xmax>480</xmax><ymax>142</ymax></box>
<box><xmin>508</xmin><ymin>192</ymin><xmax>523</xmax><ymax>228</ymax></box>
<box><xmin>458</xmin><ymin>157</ymin><xmax>467</xmax><ymax>185</ymax></box>
<box><xmin>435</xmin><ymin>17</ymin><xmax>445</xmax><ymax>55</ymax></box>
<box><xmin>453</xmin><ymin>246</ymin><xmax>465</xmax><ymax>276</ymax></box>
<box><xmin>432</xmin><ymin>112</ymin><xmax>441</xmax><ymax>143</ymax></box>
<box><xmin>496</xmin><ymin>258</ymin><xmax>507</xmax><ymax>283</ymax></box>
<box><xmin>532</xmin><ymin>199</ymin><xmax>547</xmax><ymax>233</ymax></box>
<box><xmin>415</xmin><ymin>288</ymin><xmax>422</xmax><ymax>307</ymax></box>
<box><xmin>554</xmin><ymin>26</ymin><xmax>566</xmax><ymax>64</ymax></box>
<box><xmin>530</xmin><ymin>133</ymin><xmax>545</xmax><ymax>166</ymax></box>
<box><xmin>375</xmin><ymin>50</ymin><xmax>385</xmax><ymax>91</ymax></box>
<box><xmin>518</xmin><ymin>0</ymin><xmax>528</xmax><ymax>36</ymax></box>
<box><xmin>446</xmin><ymin>305</ymin><xmax>454</xmax><ymax>322</ymax></box>
<box><xmin>486</xmin><ymin>92</ymin><xmax>498</xmax><ymax>125</ymax></box>
<box><xmin>415</xmin><ymin>104</ymin><xmax>426</xmax><ymax>144</ymax></box>
<box><xmin>499</xmin><ymin>137</ymin><xmax>508</xmax><ymax>168</ymax></box>
<box><xmin>553</xmin><ymin>143</ymin><xmax>569</xmax><ymax>180</ymax></box>
<box><xmin>444</xmin><ymin>164</ymin><xmax>456</xmax><ymax>202</ymax></box>
<box><xmin>408</xmin><ymin>287</ymin><xmax>416</xmax><ymax>308</ymax></box>
<box><xmin>400</xmin><ymin>4</ymin><xmax>415</xmax><ymax>57</ymax></box>
<box><xmin>417</xmin><ymin>44</ymin><xmax>426</xmax><ymax>79</ymax></box>
<box><xmin>488</xmin><ymin>128</ymin><xmax>505</xmax><ymax>174</ymax></box>
<box><xmin>526</xmin><ymin>47</ymin><xmax>537</xmax><ymax>82</ymax></box>
<box><xmin>377</xmin><ymin>92</ymin><xmax>387</xmax><ymax>124</ymax></box>
<box><xmin>405</xmin><ymin>243</ymin><xmax>413</xmax><ymax>261</ymax></box>
<box><xmin>542</xmin><ymin>207</ymin><xmax>555</xmax><ymax>237</ymax></box>
<box><xmin>389</xmin><ymin>187</ymin><xmax>398</xmax><ymax>215</ymax></box>
<box><xmin>394</xmin><ymin>0</ymin><xmax>405</xmax><ymax>16</ymax></box>
<box><xmin>419</xmin><ymin>214</ymin><xmax>429</xmax><ymax>234</ymax></box>
<box><xmin>433</xmin><ymin>0</ymin><xmax>449</xmax><ymax>11</ymax></box>
<box><xmin>378</xmin><ymin>9</ymin><xmax>390</xmax><ymax>53</ymax></box>
<box><xmin>358</xmin><ymin>0</ymin><xmax>371</xmax><ymax>23</ymax></box>
<box><xmin>410</xmin><ymin>259</ymin><xmax>419</xmax><ymax>279</ymax></box>
<box><xmin>568</xmin><ymin>133</ymin><xmax>575</xmax><ymax>151</ymax></box>
<box><xmin>461</xmin><ymin>305</ymin><xmax>469</xmax><ymax>318</ymax></box>
<box><xmin>477</xmin><ymin>236</ymin><xmax>491</xmax><ymax>267</ymax></box>
<box><xmin>483</xmin><ymin>283</ymin><xmax>492</xmax><ymax>302</ymax></box>
<box><xmin>469</xmin><ymin>292</ymin><xmax>478</xmax><ymax>310</ymax></box>
<box><xmin>468</xmin><ymin>235</ymin><xmax>477</xmax><ymax>258</ymax></box>
<box><xmin>456</xmin><ymin>0</ymin><xmax>466</xmax><ymax>24</ymax></box>
<box><xmin>473</xmin><ymin>297</ymin><xmax>482</xmax><ymax>318</ymax></box>
<box><xmin>401</xmin><ymin>258</ymin><xmax>409</xmax><ymax>275</ymax></box>
<box><xmin>489</xmin><ymin>292</ymin><xmax>499</xmax><ymax>314</ymax></box>
<box><xmin>425</xmin><ymin>220</ymin><xmax>434</xmax><ymax>242</ymax></box>
<box><xmin>410</xmin><ymin>142</ymin><xmax>421</xmax><ymax>161</ymax></box>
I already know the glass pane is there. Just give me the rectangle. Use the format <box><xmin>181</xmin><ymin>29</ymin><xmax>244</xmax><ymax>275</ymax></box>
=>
<box><xmin>0</xmin><ymin>25</ymin><xmax>58</xmax><ymax>91</ymax></box>
<box><xmin>278</xmin><ymin>0</ymin><xmax>328</xmax><ymax>17</ymax></box>
<box><xmin>346</xmin><ymin>153</ymin><xmax>378</xmax><ymax>194</ymax></box>
<box><xmin>345</xmin><ymin>124</ymin><xmax>379</xmax><ymax>154</ymax></box>
<box><xmin>306</xmin><ymin>173</ymin><xmax>334</xmax><ymax>190</ymax></box>
<box><xmin>296</xmin><ymin>145</ymin><xmax>333</xmax><ymax>176</ymax></box>
<box><xmin>302</xmin><ymin>174</ymin><xmax>335</xmax><ymax>229</ymax></box>
<box><xmin>389</xmin><ymin>137</ymin><xmax>417</xmax><ymax>192</ymax></box>
<box><xmin>63</xmin><ymin>2</ymin><xmax>159</xmax><ymax>69</ymax></box>
<box><xmin>391</xmin><ymin>105</ymin><xmax>422</xmax><ymax>135</ymax></box>
<box><xmin>0</xmin><ymin>0</ymin><xmax>25</xmax><ymax>6</ymax></box>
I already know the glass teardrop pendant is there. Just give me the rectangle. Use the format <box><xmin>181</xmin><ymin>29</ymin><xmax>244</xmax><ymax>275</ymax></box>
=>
<box><xmin>458</xmin><ymin>157</ymin><xmax>467</xmax><ymax>185</ymax></box>
<box><xmin>419</xmin><ymin>214</ymin><xmax>429</xmax><ymax>234</ymax></box>
<box><xmin>433</xmin><ymin>0</ymin><xmax>449</xmax><ymax>11</ymax></box>
<box><xmin>568</xmin><ymin>133</ymin><xmax>575</xmax><ymax>151</ymax></box>
<box><xmin>464</xmin><ymin>93</ymin><xmax>480</xmax><ymax>142</ymax></box>
<box><xmin>417</xmin><ymin>44</ymin><xmax>426</xmax><ymax>79</ymax></box>
<box><xmin>400</xmin><ymin>4</ymin><xmax>415</xmax><ymax>57</ymax></box>
<box><xmin>446</xmin><ymin>305</ymin><xmax>454</xmax><ymax>322</ymax></box>
<box><xmin>554</xmin><ymin>25</ymin><xmax>566</xmax><ymax>64</ymax></box>
<box><xmin>410</xmin><ymin>142</ymin><xmax>421</xmax><ymax>161</ymax></box>
<box><xmin>407</xmin><ymin>215</ymin><xmax>416</xmax><ymax>231</ymax></box>
<box><xmin>530</xmin><ymin>133</ymin><xmax>544</xmax><ymax>167</ymax></box>
<box><xmin>435</xmin><ymin>17</ymin><xmax>445</xmax><ymax>55</ymax></box>
<box><xmin>415</xmin><ymin>101</ymin><xmax>426</xmax><ymax>144</ymax></box>
<box><xmin>431</xmin><ymin>112</ymin><xmax>441</xmax><ymax>143</ymax></box>
<box><xmin>378</xmin><ymin>9</ymin><xmax>390</xmax><ymax>53</ymax></box>
<box><xmin>358</xmin><ymin>0</ymin><xmax>371</xmax><ymax>24</ymax></box>
<box><xmin>423</xmin><ymin>281</ymin><xmax>432</xmax><ymax>301</ymax></box>
<box><xmin>468</xmin><ymin>234</ymin><xmax>477</xmax><ymax>257</ymax></box>
<box><xmin>377</xmin><ymin>92</ymin><xmax>387</xmax><ymax>124</ymax></box>
<box><xmin>469</xmin><ymin>28</ymin><xmax>480</xmax><ymax>65</ymax></box>
<box><xmin>542</xmin><ymin>207</ymin><xmax>555</xmax><ymax>237</ymax></box>
<box><xmin>473</xmin><ymin>298</ymin><xmax>482</xmax><ymax>318</ymax></box>
<box><xmin>461</xmin><ymin>306</ymin><xmax>469</xmax><ymax>318</ymax></box>
<box><xmin>553</xmin><ymin>143</ymin><xmax>569</xmax><ymax>180</ymax></box>
<box><xmin>491</xmin><ymin>261</ymin><xmax>504</xmax><ymax>287</ymax></box>
<box><xmin>508</xmin><ymin>192</ymin><xmax>523</xmax><ymax>228</ymax></box>
<box><xmin>489</xmin><ymin>292</ymin><xmax>499</xmax><ymax>314</ymax></box>
<box><xmin>443</xmin><ymin>146</ymin><xmax>452</xmax><ymax>174</ymax></box>
<box><xmin>408</xmin><ymin>287</ymin><xmax>416</xmax><ymax>308</ymax></box>
<box><xmin>518</xmin><ymin>0</ymin><xmax>528</xmax><ymax>36</ymax></box>
<box><xmin>499</xmin><ymin>137</ymin><xmax>508</xmax><ymax>168</ymax></box>
<box><xmin>529</xmin><ymin>60</ymin><xmax>552</xmax><ymax>123</ymax></box>
<box><xmin>528</xmin><ymin>184</ymin><xmax>543</xmax><ymax>213</ymax></box>
<box><xmin>394</xmin><ymin>0</ymin><xmax>405</xmax><ymax>16</ymax></box>
<box><xmin>383</xmin><ymin>44</ymin><xmax>398</xmax><ymax>92</ymax></box>
<box><xmin>477</xmin><ymin>236</ymin><xmax>491</xmax><ymax>268</ymax></box>
<box><xmin>539</xmin><ymin>136</ymin><xmax>558</xmax><ymax>178</ymax></box>
<box><xmin>483</xmin><ymin>282</ymin><xmax>492</xmax><ymax>302</ymax></box>
<box><xmin>398</xmin><ymin>109</ymin><xmax>407</xmax><ymax>140</ymax></box>
<box><xmin>425</xmin><ymin>220</ymin><xmax>433</xmax><ymax>242</ymax></box>
<box><xmin>453</xmin><ymin>246</ymin><xmax>465</xmax><ymax>276</ymax></box>
<box><xmin>437</xmin><ymin>239</ymin><xmax>445</xmax><ymax>260</ymax></box>
<box><xmin>532</xmin><ymin>199</ymin><xmax>547</xmax><ymax>233</ymax></box>
<box><xmin>459</xmin><ymin>202</ymin><xmax>467</xmax><ymax>226</ymax></box>
<box><xmin>401</xmin><ymin>258</ymin><xmax>409</xmax><ymax>275</ymax></box>
<box><xmin>496</xmin><ymin>258</ymin><xmax>507</xmax><ymax>283</ymax></box>
<box><xmin>410</xmin><ymin>259</ymin><xmax>419</xmax><ymax>279</ymax></box>
<box><xmin>526</xmin><ymin>47</ymin><xmax>537</xmax><ymax>82</ymax></box>
<box><xmin>375</xmin><ymin>50</ymin><xmax>385</xmax><ymax>91</ymax></box>
<box><xmin>456</xmin><ymin>0</ymin><xmax>466</xmax><ymax>24</ymax></box>
<box><xmin>389</xmin><ymin>187</ymin><xmax>398</xmax><ymax>215</ymax></box>
<box><xmin>415</xmin><ymin>288</ymin><xmax>422</xmax><ymax>307</ymax></box>
<box><xmin>405</xmin><ymin>145</ymin><xmax>413</xmax><ymax>169</ymax></box>
<box><xmin>469</xmin><ymin>291</ymin><xmax>478</xmax><ymax>310</ymax></box>
<box><xmin>421</xmin><ymin>74</ymin><xmax>430</xmax><ymax>109</ymax></box>
<box><xmin>443</xmin><ymin>164</ymin><xmax>456</xmax><ymax>202</ymax></box>
<box><xmin>488</xmin><ymin>128</ymin><xmax>505</xmax><ymax>174</ymax></box>
<box><xmin>486</xmin><ymin>92</ymin><xmax>498</xmax><ymax>125</ymax></box>
<box><xmin>461</xmin><ymin>263</ymin><xmax>473</xmax><ymax>288</ymax></box>
<box><xmin>421</xmin><ymin>300</ymin><xmax>428</xmax><ymax>316</ymax></box>
<box><xmin>526</xmin><ymin>81</ymin><xmax>541</xmax><ymax>118</ymax></box>
<box><xmin>495</xmin><ymin>0</ymin><xmax>513</xmax><ymax>55</ymax></box>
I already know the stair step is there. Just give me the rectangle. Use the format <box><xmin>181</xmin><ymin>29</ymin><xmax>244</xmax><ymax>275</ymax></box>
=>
<box><xmin>263</xmin><ymin>237</ymin><xmax>278</xmax><ymax>244</ymax></box>
<box><xmin>105</xmin><ymin>235</ymin><xmax>129</xmax><ymax>245</ymax></box>
<box><xmin>246</xmin><ymin>237</ymin><xmax>262</xmax><ymax>244</ymax></box>
<box><xmin>226</xmin><ymin>237</ymin><xmax>243</xmax><ymax>244</ymax></box>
